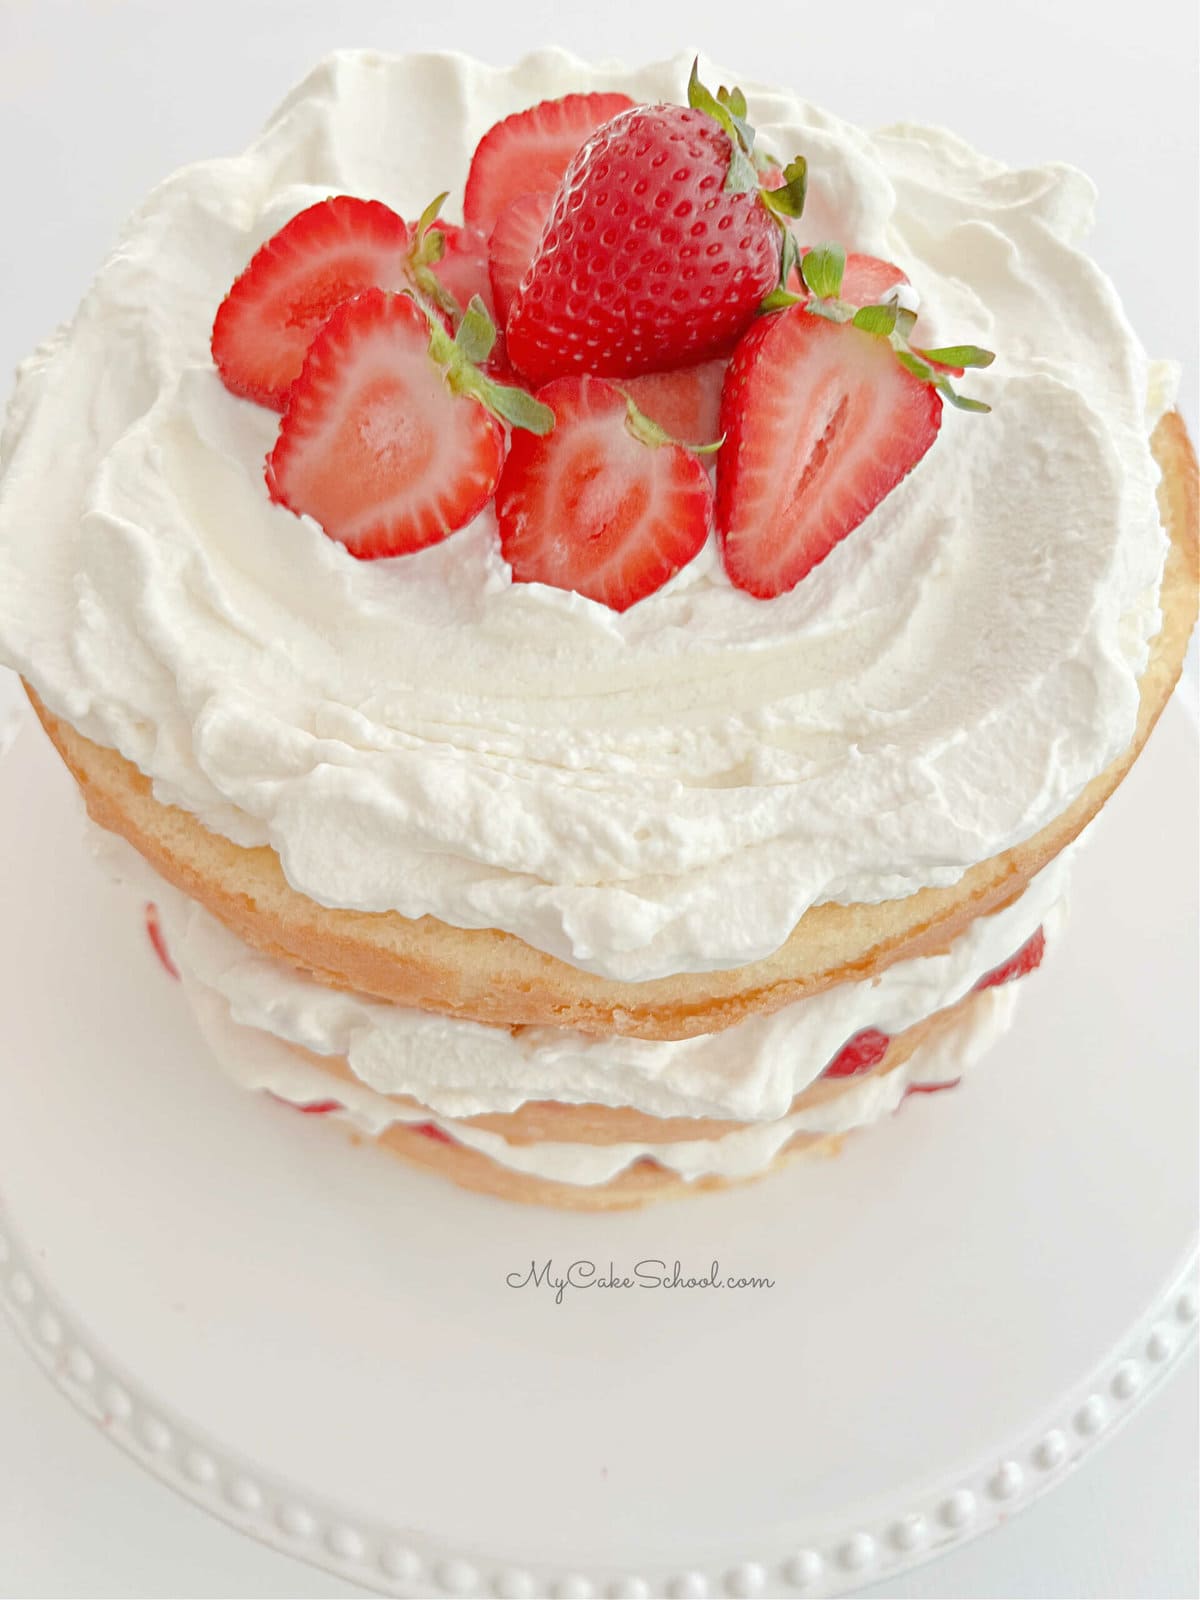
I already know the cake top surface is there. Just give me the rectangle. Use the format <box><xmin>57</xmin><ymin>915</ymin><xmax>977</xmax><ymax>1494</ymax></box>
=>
<box><xmin>0</xmin><ymin>50</ymin><xmax>1174</xmax><ymax>979</ymax></box>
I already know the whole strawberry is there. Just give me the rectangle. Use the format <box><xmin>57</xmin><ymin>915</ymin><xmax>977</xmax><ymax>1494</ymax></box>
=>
<box><xmin>505</xmin><ymin>66</ymin><xmax>806</xmax><ymax>385</ymax></box>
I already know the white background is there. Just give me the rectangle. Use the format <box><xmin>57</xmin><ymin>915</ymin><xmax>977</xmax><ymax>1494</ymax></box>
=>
<box><xmin>0</xmin><ymin>0</ymin><xmax>1195</xmax><ymax>1595</ymax></box>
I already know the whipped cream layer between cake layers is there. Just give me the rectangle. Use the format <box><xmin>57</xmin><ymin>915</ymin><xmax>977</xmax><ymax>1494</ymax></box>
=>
<box><xmin>188</xmin><ymin>976</ymin><xmax>1023</xmax><ymax>1185</ymax></box>
<box><xmin>0</xmin><ymin>49</ymin><xmax>1176</xmax><ymax>982</ymax></box>
<box><xmin>94</xmin><ymin>824</ymin><xmax>1064</xmax><ymax>1139</ymax></box>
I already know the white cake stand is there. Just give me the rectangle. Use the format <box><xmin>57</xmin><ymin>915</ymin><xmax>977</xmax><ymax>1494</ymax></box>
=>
<box><xmin>0</xmin><ymin>692</ymin><xmax>1195</xmax><ymax>1600</ymax></box>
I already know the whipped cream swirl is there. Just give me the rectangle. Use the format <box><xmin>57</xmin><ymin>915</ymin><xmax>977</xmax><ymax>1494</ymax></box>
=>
<box><xmin>0</xmin><ymin>50</ymin><xmax>1175</xmax><ymax>979</ymax></box>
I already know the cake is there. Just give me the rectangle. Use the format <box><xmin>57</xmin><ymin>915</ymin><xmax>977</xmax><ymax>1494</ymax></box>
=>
<box><xmin>1</xmin><ymin>51</ymin><xmax>1195</xmax><ymax>1209</ymax></box>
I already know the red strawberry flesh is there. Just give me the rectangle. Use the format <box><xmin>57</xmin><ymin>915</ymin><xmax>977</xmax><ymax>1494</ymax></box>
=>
<box><xmin>717</xmin><ymin>305</ymin><xmax>942</xmax><ymax>598</ymax></box>
<box><xmin>496</xmin><ymin>374</ymin><xmax>713</xmax><ymax>612</ymax></box>
<box><xmin>212</xmin><ymin>197</ymin><xmax>411</xmax><ymax>409</ymax></box>
<box><xmin>144</xmin><ymin>902</ymin><xmax>180</xmax><ymax>981</ymax></box>
<box><xmin>464</xmin><ymin>92</ymin><xmax>635</xmax><ymax>235</ymax></box>
<box><xmin>823</xmin><ymin>1027</ymin><xmax>891</xmax><ymax>1079</ymax></box>
<box><xmin>620</xmin><ymin>358</ymin><xmax>727</xmax><ymax>448</ymax></box>
<box><xmin>428</xmin><ymin>219</ymin><xmax>494</xmax><ymax>318</ymax></box>
<box><xmin>974</xmin><ymin>927</ymin><xmax>1046</xmax><ymax>990</ymax></box>
<box><xmin>266</xmin><ymin>289</ymin><xmax>504</xmax><ymax>559</ymax></box>
<box><xmin>488</xmin><ymin>190</ymin><xmax>554</xmax><ymax>326</ymax></box>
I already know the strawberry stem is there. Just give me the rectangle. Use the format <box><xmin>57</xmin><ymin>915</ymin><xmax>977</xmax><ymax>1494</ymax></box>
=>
<box><xmin>686</xmin><ymin>61</ymin><xmax>810</xmax><ymax>307</ymax></box>
<box><xmin>618</xmin><ymin>389</ymin><xmax>724</xmax><ymax>455</ymax></box>
<box><xmin>423</xmin><ymin>294</ymin><xmax>554</xmax><ymax>435</ymax></box>
<box><xmin>406</xmin><ymin>192</ymin><xmax>462</xmax><ymax>321</ymax></box>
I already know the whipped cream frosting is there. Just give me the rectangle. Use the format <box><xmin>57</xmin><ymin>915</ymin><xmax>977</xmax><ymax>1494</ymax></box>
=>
<box><xmin>117</xmin><ymin>825</ymin><xmax>1067</xmax><ymax>1123</ymax></box>
<box><xmin>187</xmin><ymin>976</ymin><xmax>1023</xmax><ymax>1184</ymax></box>
<box><xmin>0</xmin><ymin>50</ymin><xmax>1176</xmax><ymax>980</ymax></box>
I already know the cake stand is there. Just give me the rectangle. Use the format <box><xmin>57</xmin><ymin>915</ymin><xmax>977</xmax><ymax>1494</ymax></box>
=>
<box><xmin>0</xmin><ymin>688</ymin><xmax>1195</xmax><ymax>1599</ymax></box>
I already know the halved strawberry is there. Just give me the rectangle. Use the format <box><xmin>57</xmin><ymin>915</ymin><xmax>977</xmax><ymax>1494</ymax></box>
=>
<box><xmin>717</xmin><ymin>305</ymin><xmax>942</xmax><ymax>598</ymax></box>
<box><xmin>823</xmin><ymin>1027</ymin><xmax>891</xmax><ymax>1079</ymax></box>
<box><xmin>784</xmin><ymin>247</ymin><xmax>910</xmax><ymax>308</ymax></box>
<box><xmin>212</xmin><ymin>197</ymin><xmax>412</xmax><ymax>409</ymax></box>
<box><xmin>902</xmin><ymin>1078</ymin><xmax>961</xmax><ymax>1101</ymax></box>
<box><xmin>619</xmin><ymin>359</ymin><xmax>727</xmax><ymax>449</ymax></box>
<box><xmin>463</xmin><ymin>92</ymin><xmax>635</xmax><ymax>236</ymax></box>
<box><xmin>413</xmin><ymin>1121</ymin><xmax>455</xmax><ymax>1145</ymax></box>
<box><xmin>266</xmin><ymin>1091</ymin><xmax>341</xmax><ymax>1115</ymax></box>
<box><xmin>974</xmin><ymin>927</ymin><xmax>1046</xmax><ymax>990</ymax></box>
<box><xmin>488</xmin><ymin>190</ymin><xmax>553</xmax><ymax>326</ymax></box>
<box><xmin>265</xmin><ymin>290</ymin><xmax>507</xmax><ymax>559</ymax></box>
<box><xmin>144</xmin><ymin>902</ymin><xmax>180</xmax><ymax>981</ymax></box>
<box><xmin>495</xmin><ymin>375</ymin><xmax>713</xmax><ymax>611</ymax></box>
<box><xmin>428</xmin><ymin>219</ymin><xmax>493</xmax><ymax>318</ymax></box>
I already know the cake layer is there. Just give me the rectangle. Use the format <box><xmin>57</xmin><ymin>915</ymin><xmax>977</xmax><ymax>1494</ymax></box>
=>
<box><xmin>28</xmin><ymin>408</ymin><xmax>1195</xmax><ymax>1041</ymax></box>
<box><xmin>122</xmin><ymin>828</ymin><xmax>1066</xmax><ymax>1124</ymax></box>
<box><xmin>184</xmin><ymin>977</ymin><xmax>1020</xmax><ymax>1187</ymax></box>
<box><xmin>0</xmin><ymin>50</ymin><xmax>1188</xmax><ymax>989</ymax></box>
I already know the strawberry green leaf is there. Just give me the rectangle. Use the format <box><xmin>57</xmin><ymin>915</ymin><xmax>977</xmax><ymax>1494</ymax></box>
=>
<box><xmin>893</xmin><ymin>348</ymin><xmax>935</xmax><ymax>384</ymax></box>
<box><xmin>718</xmin><ymin>84</ymin><xmax>749</xmax><ymax>121</ymax></box>
<box><xmin>852</xmin><ymin>302</ymin><xmax>899</xmax><ymax>337</ymax></box>
<box><xmin>406</xmin><ymin>192</ymin><xmax>460</xmax><ymax>319</ymax></box>
<box><xmin>621</xmin><ymin>390</ymin><xmax>723</xmax><ymax>454</ymax></box>
<box><xmin>688</xmin><ymin>58</ymin><xmax>759</xmax><ymax>195</ymax></box>
<box><xmin>453</xmin><ymin>296</ymin><xmax>497</xmax><ymax>365</ymax></box>
<box><xmin>935</xmin><ymin>380</ymin><xmax>992</xmax><ymax>413</ymax></box>
<box><xmin>425</xmin><ymin>294</ymin><xmax>555</xmax><ymax>435</ymax></box>
<box><xmin>413</xmin><ymin>192</ymin><xmax>449</xmax><ymax>252</ymax></box>
<box><xmin>914</xmin><ymin>343</ymin><xmax>995</xmax><ymax>369</ymax></box>
<box><xmin>800</xmin><ymin>243</ymin><xmax>846</xmax><ymax>300</ymax></box>
<box><xmin>760</xmin><ymin>285</ymin><xmax>806</xmax><ymax>313</ymax></box>
<box><xmin>482</xmin><ymin>379</ymin><xmax>558</xmax><ymax>434</ymax></box>
<box><xmin>760</xmin><ymin>156</ymin><xmax>808</xmax><ymax>222</ymax></box>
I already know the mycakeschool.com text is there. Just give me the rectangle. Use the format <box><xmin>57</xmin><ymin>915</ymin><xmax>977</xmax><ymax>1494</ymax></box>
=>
<box><xmin>506</xmin><ymin>1259</ymin><xmax>775</xmax><ymax>1305</ymax></box>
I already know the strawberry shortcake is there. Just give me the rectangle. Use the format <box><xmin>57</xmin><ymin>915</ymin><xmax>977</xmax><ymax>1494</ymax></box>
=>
<box><xmin>1</xmin><ymin>51</ymin><xmax>1196</xmax><ymax>1207</ymax></box>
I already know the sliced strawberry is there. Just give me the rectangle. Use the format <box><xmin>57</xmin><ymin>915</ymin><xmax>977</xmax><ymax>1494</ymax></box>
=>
<box><xmin>265</xmin><ymin>1091</ymin><xmax>341</xmax><ymax>1115</ymax></box>
<box><xmin>786</xmin><ymin>247</ymin><xmax>910</xmax><ymax>309</ymax></box>
<box><xmin>619</xmin><ymin>359</ymin><xmax>727</xmax><ymax>449</ymax></box>
<box><xmin>823</xmin><ymin>1027</ymin><xmax>891</xmax><ymax>1079</ymax></box>
<box><xmin>463</xmin><ymin>92</ymin><xmax>635</xmax><ymax>236</ymax></box>
<box><xmin>717</xmin><ymin>305</ymin><xmax>942</xmax><ymax>598</ymax></box>
<box><xmin>496</xmin><ymin>375</ymin><xmax>713</xmax><ymax>611</ymax></box>
<box><xmin>902</xmin><ymin>1078</ymin><xmax>961</xmax><ymax>1102</ymax></box>
<box><xmin>266</xmin><ymin>290</ymin><xmax>505</xmax><ymax>560</ymax></box>
<box><xmin>212</xmin><ymin>197</ymin><xmax>411</xmax><ymax>409</ymax></box>
<box><xmin>974</xmin><ymin>927</ymin><xmax>1046</xmax><ymax>991</ymax></box>
<box><xmin>428</xmin><ymin>219</ymin><xmax>493</xmax><ymax>318</ymax></box>
<box><xmin>488</xmin><ymin>190</ymin><xmax>553</xmax><ymax>327</ymax></box>
<box><xmin>839</xmin><ymin>253</ymin><xmax>910</xmax><ymax>307</ymax></box>
<box><xmin>144</xmin><ymin>902</ymin><xmax>180</xmax><ymax>981</ymax></box>
<box><xmin>413</xmin><ymin>1121</ymin><xmax>454</xmax><ymax>1145</ymax></box>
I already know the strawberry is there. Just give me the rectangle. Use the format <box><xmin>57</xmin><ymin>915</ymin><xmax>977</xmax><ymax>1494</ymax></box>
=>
<box><xmin>488</xmin><ymin>190</ymin><xmax>554</xmax><ymax>327</ymax></box>
<box><xmin>619</xmin><ymin>358</ymin><xmax>727</xmax><ymax>448</ymax></box>
<box><xmin>463</xmin><ymin>92</ymin><xmax>635</xmax><ymax>236</ymax></box>
<box><xmin>266</xmin><ymin>290</ymin><xmax>551</xmax><ymax>559</ymax></box>
<box><xmin>212</xmin><ymin>196</ymin><xmax>413</xmax><ymax>408</ymax></box>
<box><xmin>266</xmin><ymin>1091</ymin><xmax>341</xmax><ymax>1115</ymax></box>
<box><xmin>143</xmin><ymin>902</ymin><xmax>180</xmax><ymax>981</ymax></box>
<box><xmin>413</xmin><ymin>1121</ymin><xmax>455</xmax><ymax>1145</ymax></box>
<box><xmin>211</xmin><ymin>196</ymin><xmax>500</xmax><ymax>410</ymax></box>
<box><xmin>902</xmin><ymin>1079</ymin><xmax>961</xmax><ymax>1102</ymax></box>
<box><xmin>787</xmin><ymin>249</ymin><xmax>911</xmax><ymax>309</ymax></box>
<box><xmin>716</xmin><ymin>303</ymin><xmax>944</xmax><ymax>598</ymax></box>
<box><xmin>505</xmin><ymin>68</ymin><xmax>809</xmax><ymax>385</ymax></box>
<box><xmin>974</xmin><ymin>927</ymin><xmax>1046</xmax><ymax>991</ymax></box>
<box><xmin>495</xmin><ymin>374</ymin><xmax>713</xmax><ymax>611</ymax></box>
<box><xmin>823</xmin><ymin>1027</ymin><xmax>891</xmax><ymax>1079</ymax></box>
<box><xmin>427</xmin><ymin>218</ymin><xmax>493</xmax><ymax>319</ymax></box>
